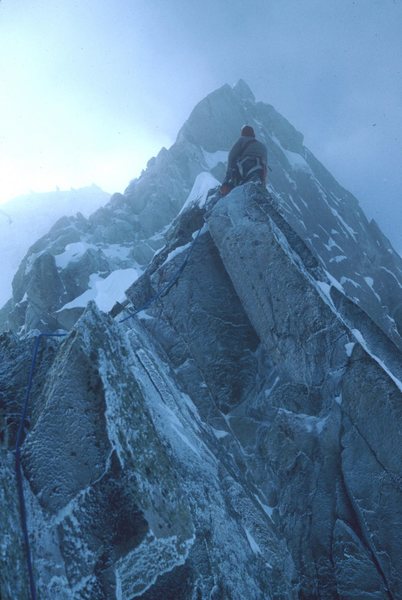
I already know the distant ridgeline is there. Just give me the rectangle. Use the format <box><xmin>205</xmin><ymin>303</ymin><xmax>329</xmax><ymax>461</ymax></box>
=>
<box><xmin>1</xmin><ymin>80</ymin><xmax>401</xmax><ymax>342</ymax></box>
<box><xmin>0</xmin><ymin>185</ymin><xmax>109</xmax><ymax>309</ymax></box>
<box><xmin>1</xmin><ymin>81</ymin><xmax>402</xmax><ymax>599</ymax></box>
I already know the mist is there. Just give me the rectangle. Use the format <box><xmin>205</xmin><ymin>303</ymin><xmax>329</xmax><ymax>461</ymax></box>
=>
<box><xmin>1</xmin><ymin>0</ymin><xmax>401</xmax><ymax>246</ymax></box>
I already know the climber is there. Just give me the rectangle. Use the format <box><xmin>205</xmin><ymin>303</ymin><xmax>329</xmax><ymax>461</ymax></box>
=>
<box><xmin>220</xmin><ymin>125</ymin><xmax>268</xmax><ymax>196</ymax></box>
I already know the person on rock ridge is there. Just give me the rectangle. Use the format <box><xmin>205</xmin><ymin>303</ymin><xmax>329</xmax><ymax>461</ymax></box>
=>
<box><xmin>220</xmin><ymin>125</ymin><xmax>268</xmax><ymax>196</ymax></box>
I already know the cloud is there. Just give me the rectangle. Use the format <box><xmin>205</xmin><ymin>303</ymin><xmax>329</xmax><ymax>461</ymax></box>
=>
<box><xmin>0</xmin><ymin>0</ymin><xmax>401</xmax><ymax>250</ymax></box>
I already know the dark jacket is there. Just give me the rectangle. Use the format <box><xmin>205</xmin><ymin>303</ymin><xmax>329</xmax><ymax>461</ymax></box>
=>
<box><xmin>224</xmin><ymin>135</ymin><xmax>268</xmax><ymax>184</ymax></box>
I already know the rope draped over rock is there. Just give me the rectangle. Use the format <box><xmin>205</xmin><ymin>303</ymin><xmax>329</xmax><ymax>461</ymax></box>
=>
<box><xmin>15</xmin><ymin>333</ymin><xmax>67</xmax><ymax>600</ymax></box>
<box><xmin>119</xmin><ymin>223</ymin><xmax>204</xmax><ymax>323</ymax></box>
<box><xmin>14</xmin><ymin>219</ymin><xmax>206</xmax><ymax>600</ymax></box>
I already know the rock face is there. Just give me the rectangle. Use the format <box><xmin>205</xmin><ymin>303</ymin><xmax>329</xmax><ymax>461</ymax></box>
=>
<box><xmin>1</xmin><ymin>82</ymin><xmax>402</xmax><ymax>599</ymax></box>
<box><xmin>2</xmin><ymin>80</ymin><xmax>402</xmax><ymax>348</ymax></box>
<box><xmin>2</xmin><ymin>183</ymin><xmax>402</xmax><ymax>599</ymax></box>
<box><xmin>0</xmin><ymin>185</ymin><xmax>110</xmax><ymax>310</ymax></box>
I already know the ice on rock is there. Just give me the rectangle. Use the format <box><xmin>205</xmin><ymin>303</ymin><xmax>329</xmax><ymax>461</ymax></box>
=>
<box><xmin>3</xmin><ymin>80</ymin><xmax>402</xmax><ymax>347</ymax></box>
<box><xmin>282</xmin><ymin>148</ymin><xmax>313</xmax><ymax>174</ymax></box>
<box><xmin>2</xmin><ymin>81</ymin><xmax>402</xmax><ymax>599</ymax></box>
<box><xmin>59</xmin><ymin>268</ymin><xmax>141</xmax><ymax>312</ymax></box>
<box><xmin>330</xmin><ymin>254</ymin><xmax>347</xmax><ymax>263</ymax></box>
<box><xmin>179</xmin><ymin>171</ymin><xmax>220</xmax><ymax>214</ymax></box>
<box><xmin>55</xmin><ymin>242</ymin><xmax>97</xmax><ymax>268</ymax></box>
<box><xmin>0</xmin><ymin>186</ymin><xmax>109</xmax><ymax>308</ymax></box>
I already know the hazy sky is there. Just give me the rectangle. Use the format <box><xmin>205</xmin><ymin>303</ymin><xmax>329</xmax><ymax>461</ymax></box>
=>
<box><xmin>1</xmin><ymin>0</ymin><xmax>401</xmax><ymax>242</ymax></box>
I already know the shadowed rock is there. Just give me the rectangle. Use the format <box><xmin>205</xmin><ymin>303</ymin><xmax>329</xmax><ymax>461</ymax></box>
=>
<box><xmin>2</xmin><ymin>83</ymin><xmax>402</xmax><ymax>599</ymax></box>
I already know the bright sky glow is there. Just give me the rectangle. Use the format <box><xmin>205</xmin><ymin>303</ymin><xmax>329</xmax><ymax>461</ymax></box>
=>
<box><xmin>0</xmin><ymin>0</ymin><xmax>172</xmax><ymax>199</ymax></box>
<box><xmin>0</xmin><ymin>0</ymin><xmax>401</xmax><ymax>247</ymax></box>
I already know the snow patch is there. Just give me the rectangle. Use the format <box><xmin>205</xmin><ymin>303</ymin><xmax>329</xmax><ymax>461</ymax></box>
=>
<box><xmin>351</xmin><ymin>328</ymin><xmax>402</xmax><ymax>393</ymax></box>
<box><xmin>179</xmin><ymin>172</ymin><xmax>220</xmax><ymax>214</ymax></box>
<box><xmin>330</xmin><ymin>207</ymin><xmax>358</xmax><ymax>239</ymax></box>
<box><xmin>55</xmin><ymin>242</ymin><xmax>96</xmax><ymax>268</ymax></box>
<box><xmin>329</xmin><ymin>255</ymin><xmax>347</xmax><ymax>264</ymax></box>
<box><xmin>24</xmin><ymin>251</ymin><xmax>42</xmax><ymax>275</ymax></box>
<box><xmin>211</xmin><ymin>427</ymin><xmax>230</xmax><ymax>440</ymax></box>
<box><xmin>264</xmin><ymin>376</ymin><xmax>280</xmax><ymax>398</ymax></box>
<box><xmin>254</xmin><ymin>494</ymin><xmax>274</xmax><ymax>519</ymax></box>
<box><xmin>244</xmin><ymin>528</ymin><xmax>262</xmax><ymax>555</ymax></box>
<box><xmin>271</xmin><ymin>135</ymin><xmax>313</xmax><ymax>175</ymax></box>
<box><xmin>58</xmin><ymin>268</ymin><xmax>141</xmax><ymax>312</ymax></box>
<box><xmin>380</xmin><ymin>266</ymin><xmax>402</xmax><ymax>287</ymax></box>
<box><xmin>0</xmin><ymin>186</ymin><xmax>108</xmax><ymax>306</ymax></box>
<box><xmin>16</xmin><ymin>292</ymin><xmax>28</xmax><ymax>306</ymax></box>
<box><xmin>281</xmin><ymin>147</ymin><xmax>312</xmax><ymax>174</ymax></box>
<box><xmin>101</xmin><ymin>244</ymin><xmax>132</xmax><ymax>261</ymax></box>
<box><xmin>315</xmin><ymin>269</ymin><xmax>346</xmax><ymax>303</ymax></box>
<box><xmin>316</xmin><ymin>280</ymin><xmax>332</xmax><ymax>298</ymax></box>
<box><xmin>364</xmin><ymin>276</ymin><xmax>382</xmax><ymax>301</ymax></box>
<box><xmin>161</xmin><ymin>241</ymin><xmax>192</xmax><ymax>267</ymax></box>
<box><xmin>340</xmin><ymin>276</ymin><xmax>361</xmax><ymax>288</ymax></box>
<box><xmin>324</xmin><ymin>237</ymin><xmax>340</xmax><ymax>251</ymax></box>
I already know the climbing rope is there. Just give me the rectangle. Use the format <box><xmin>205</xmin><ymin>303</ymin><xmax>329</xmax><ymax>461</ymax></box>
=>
<box><xmin>15</xmin><ymin>332</ymin><xmax>67</xmax><ymax>600</ymax></box>
<box><xmin>119</xmin><ymin>223</ymin><xmax>204</xmax><ymax>323</ymax></box>
<box><xmin>14</xmin><ymin>219</ymin><xmax>206</xmax><ymax>599</ymax></box>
